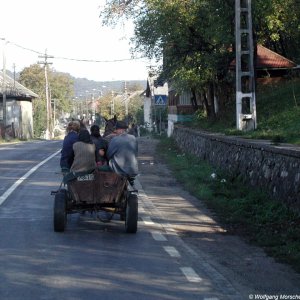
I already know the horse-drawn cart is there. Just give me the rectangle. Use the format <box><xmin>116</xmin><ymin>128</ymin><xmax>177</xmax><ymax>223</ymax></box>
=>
<box><xmin>51</xmin><ymin>169</ymin><xmax>138</xmax><ymax>233</ymax></box>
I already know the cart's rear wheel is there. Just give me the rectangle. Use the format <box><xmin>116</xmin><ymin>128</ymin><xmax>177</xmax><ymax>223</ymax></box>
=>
<box><xmin>120</xmin><ymin>212</ymin><xmax>125</xmax><ymax>221</ymax></box>
<box><xmin>125</xmin><ymin>194</ymin><xmax>138</xmax><ymax>233</ymax></box>
<box><xmin>54</xmin><ymin>190</ymin><xmax>67</xmax><ymax>232</ymax></box>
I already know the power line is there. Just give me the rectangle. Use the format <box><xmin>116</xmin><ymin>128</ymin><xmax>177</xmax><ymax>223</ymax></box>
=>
<box><xmin>7</xmin><ymin>39</ymin><xmax>147</xmax><ymax>63</ymax></box>
<box><xmin>8</xmin><ymin>41</ymin><xmax>44</xmax><ymax>55</ymax></box>
<box><xmin>53</xmin><ymin>55</ymin><xmax>146</xmax><ymax>63</ymax></box>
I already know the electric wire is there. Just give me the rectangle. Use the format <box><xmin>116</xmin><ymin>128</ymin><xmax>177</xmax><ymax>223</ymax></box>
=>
<box><xmin>6</xmin><ymin>39</ymin><xmax>148</xmax><ymax>63</ymax></box>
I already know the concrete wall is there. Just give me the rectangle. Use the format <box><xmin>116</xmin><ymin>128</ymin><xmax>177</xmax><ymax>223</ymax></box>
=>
<box><xmin>172</xmin><ymin>125</ymin><xmax>300</xmax><ymax>210</ymax></box>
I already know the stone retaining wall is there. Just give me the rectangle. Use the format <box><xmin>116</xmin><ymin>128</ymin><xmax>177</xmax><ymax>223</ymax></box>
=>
<box><xmin>172</xmin><ymin>125</ymin><xmax>300</xmax><ymax>210</ymax></box>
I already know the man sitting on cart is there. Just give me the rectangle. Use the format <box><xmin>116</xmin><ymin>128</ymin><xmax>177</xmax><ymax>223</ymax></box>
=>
<box><xmin>60</xmin><ymin>120</ymin><xmax>80</xmax><ymax>173</ymax></box>
<box><xmin>106</xmin><ymin>121</ymin><xmax>138</xmax><ymax>185</ymax></box>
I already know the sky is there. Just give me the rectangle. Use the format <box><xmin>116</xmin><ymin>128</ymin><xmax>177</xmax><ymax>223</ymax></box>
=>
<box><xmin>0</xmin><ymin>0</ymin><xmax>153</xmax><ymax>81</ymax></box>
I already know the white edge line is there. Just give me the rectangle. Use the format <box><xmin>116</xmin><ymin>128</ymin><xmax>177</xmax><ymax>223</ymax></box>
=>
<box><xmin>151</xmin><ymin>232</ymin><xmax>168</xmax><ymax>241</ymax></box>
<box><xmin>163</xmin><ymin>246</ymin><xmax>181</xmax><ymax>258</ymax></box>
<box><xmin>180</xmin><ymin>267</ymin><xmax>202</xmax><ymax>283</ymax></box>
<box><xmin>0</xmin><ymin>150</ymin><xmax>61</xmax><ymax>206</ymax></box>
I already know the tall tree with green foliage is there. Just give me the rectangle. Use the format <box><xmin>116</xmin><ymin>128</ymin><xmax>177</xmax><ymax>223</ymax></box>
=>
<box><xmin>100</xmin><ymin>0</ymin><xmax>235</xmax><ymax>118</ymax></box>
<box><xmin>253</xmin><ymin>0</ymin><xmax>300</xmax><ymax>62</ymax></box>
<box><xmin>100</xmin><ymin>0</ymin><xmax>300</xmax><ymax>120</ymax></box>
<box><xmin>49</xmin><ymin>72</ymin><xmax>74</xmax><ymax>119</ymax></box>
<box><xmin>19</xmin><ymin>64</ymin><xmax>74</xmax><ymax>137</ymax></box>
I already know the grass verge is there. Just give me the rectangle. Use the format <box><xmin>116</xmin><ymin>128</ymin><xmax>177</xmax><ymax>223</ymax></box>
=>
<box><xmin>157</xmin><ymin>136</ymin><xmax>300</xmax><ymax>273</ymax></box>
<box><xmin>187</xmin><ymin>78</ymin><xmax>300</xmax><ymax>145</ymax></box>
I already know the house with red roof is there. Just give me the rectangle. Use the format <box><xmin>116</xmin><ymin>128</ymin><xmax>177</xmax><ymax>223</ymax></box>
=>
<box><xmin>166</xmin><ymin>45</ymin><xmax>298</xmax><ymax>136</ymax></box>
<box><xmin>231</xmin><ymin>44</ymin><xmax>298</xmax><ymax>83</ymax></box>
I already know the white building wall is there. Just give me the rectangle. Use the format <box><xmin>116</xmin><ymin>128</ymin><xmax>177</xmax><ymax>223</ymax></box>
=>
<box><xmin>20</xmin><ymin>100</ymin><xmax>33</xmax><ymax>139</ymax></box>
<box><xmin>167</xmin><ymin>114</ymin><xmax>178</xmax><ymax>137</ymax></box>
<box><xmin>144</xmin><ymin>96</ymin><xmax>153</xmax><ymax>131</ymax></box>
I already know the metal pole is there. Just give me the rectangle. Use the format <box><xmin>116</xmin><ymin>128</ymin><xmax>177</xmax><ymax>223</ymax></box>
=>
<box><xmin>159</xmin><ymin>108</ymin><xmax>162</xmax><ymax>135</ymax></box>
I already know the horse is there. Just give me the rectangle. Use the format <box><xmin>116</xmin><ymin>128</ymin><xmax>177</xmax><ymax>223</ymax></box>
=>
<box><xmin>103</xmin><ymin>115</ymin><xmax>117</xmax><ymax>137</ymax></box>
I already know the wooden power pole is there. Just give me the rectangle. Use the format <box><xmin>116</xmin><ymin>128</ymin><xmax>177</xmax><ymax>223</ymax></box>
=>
<box><xmin>235</xmin><ymin>0</ymin><xmax>257</xmax><ymax>131</ymax></box>
<box><xmin>1</xmin><ymin>38</ymin><xmax>7</xmax><ymax>130</ymax></box>
<box><xmin>38</xmin><ymin>50</ymin><xmax>53</xmax><ymax>140</ymax></box>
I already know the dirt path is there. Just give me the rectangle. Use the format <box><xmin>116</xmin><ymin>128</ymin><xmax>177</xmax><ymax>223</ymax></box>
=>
<box><xmin>137</xmin><ymin>136</ymin><xmax>300</xmax><ymax>298</ymax></box>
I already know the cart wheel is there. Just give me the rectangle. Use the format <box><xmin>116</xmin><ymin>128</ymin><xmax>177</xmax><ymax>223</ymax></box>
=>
<box><xmin>120</xmin><ymin>212</ymin><xmax>125</xmax><ymax>221</ymax></box>
<box><xmin>125</xmin><ymin>194</ymin><xmax>138</xmax><ymax>233</ymax></box>
<box><xmin>54</xmin><ymin>190</ymin><xmax>67</xmax><ymax>232</ymax></box>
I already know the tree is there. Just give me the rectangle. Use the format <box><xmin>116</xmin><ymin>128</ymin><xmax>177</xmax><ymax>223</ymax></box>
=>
<box><xmin>100</xmin><ymin>0</ymin><xmax>300</xmax><ymax>120</ymax></box>
<box><xmin>127</xmin><ymin>92</ymin><xmax>144</xmax><ymax>124</ymax></box>
<box><xmin>49</xmin><ymin>72</ymin><xmax>74</xmax><ymax>120</ymax></box>
<box><xmin>253</xmin><ymin>0</ymin><xmax>300</xmax><ymax>61</ymax></box>
<box><xmin>100</xmin><ymin>0</ymin><xmax>235</xmax><ymax>118</ymax></box>
<box><xmin>97</xmin><ymin>92</ymin><xmax>118</xmax><ymax>120</ymax></box>
<box><xmin>19</xmin><ymin>64</ymin><xmax>74</xmax><ymax>137</ymax></box>
<box><xmin>19</xmin><ymin>65</ymin><xmax>47</xmax><ymax>138</ymax></box>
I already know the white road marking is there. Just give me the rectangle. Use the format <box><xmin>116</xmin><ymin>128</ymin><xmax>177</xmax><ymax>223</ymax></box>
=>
<box><xmin>151</xmin><ymin>231</ymin><xmax>167</xmax><ymax>241</ymax></box>
<box><xmin>163</xmin><ymin>246</ymin><xmax>181</xmax><ymax>258</ymax></box>
<box><xmin>142</xmin><ymin>216</ymin><xmax>155</xmax><ymax>225</ymax></box>
<box><xmin>180</xmin><ymin>267</ymin><xmax>202</xmax><ymax>283</ymax></box>
<box><xmin>0</xmin><ymin>150</ymin><xmax>61</xmax><ymax>206</ymax></box>
<box><xmin>136</xmin><ymin>159</ymin><xmax>241</xmax><ymax>298</ymax></box>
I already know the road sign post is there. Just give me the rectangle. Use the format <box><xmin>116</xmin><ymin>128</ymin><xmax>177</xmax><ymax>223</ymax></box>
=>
<box><xmin>154</xmin><ymin>95</ymin><xmax>167</xmax><ymax>106</ymax></box>
<box><xmin>154</xmin><ymin>95</ymin><xmax>167</xmax><ymax>134</ymax></box>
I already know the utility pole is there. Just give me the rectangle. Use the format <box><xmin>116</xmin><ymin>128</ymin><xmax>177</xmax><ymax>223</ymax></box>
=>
<box><xmin>92</xmin><ymin>88</ymin><xmax>96</xmax><ymax>122</ymax></box>
<box><xmin>111</xmin><ymin>90</ymin><xmax>115</xmax><ymax>118</ymax></box>
<box><xmin>1</xmin><ymin>38</ymin><xmax>7</xmax><ymax>130</ymax></box>
<box><xmin>38</xmin><ymin>49</ymin><xmax>53</xmax><ymax>140</ymax></box>
<box><xmin>124</xmin><ymin>81</ymin><xmax>128</xmax><ymax>122</ymax></box>
<box><xmin>13</xmin><ymin>63</ymin><xmax>16</xmax><ymax>88</ymax></box>
<box><xmin>85</xmin><ymin>90</ymin><xmax>89</xmax><ymax>120</ymax></box>
<box><xmin>235</xmin><ymin>0</ymin><xmax>257</xmax><ymax>131</ymax></box>
<box><xmin>52</xmin><ymin>98</ymin><xmax>57</xmax><ymax>129</ymax></box>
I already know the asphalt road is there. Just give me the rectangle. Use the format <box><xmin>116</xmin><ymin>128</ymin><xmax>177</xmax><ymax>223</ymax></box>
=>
<box><xmin>0</xmin><ymin>138</ymin><xmax>299</xmax><ymax>300</ymax></box>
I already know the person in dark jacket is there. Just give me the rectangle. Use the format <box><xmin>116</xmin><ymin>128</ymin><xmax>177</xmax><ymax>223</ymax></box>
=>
<box><xmin>60</xmin><ymin>120</ymin><xmax>80</xmax><ymax>172</ymax></box>
<box><xmin>90</xmin><ymin>124</ymin><xmax>108</xmax><ymax>166</ymax></box>
<box><xmin>106</xmin><ymin>121</ymin><xmax>138</xmax><ymax>181</ymax></box>
<box><xmin>70</xmin><ymin>129</ymin><xmax>96</xmax><ymax>173</ymax></box>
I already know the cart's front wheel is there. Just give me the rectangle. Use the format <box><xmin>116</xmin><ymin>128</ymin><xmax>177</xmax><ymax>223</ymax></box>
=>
<box><xmin>54</xmin><ymin>190</ymin><xmax>67</xmax><ymax>232</ymax></box>
<box><xmin>125</xmin><ymin>194</ymin><xmax>138</xmax><ymax>233</ymax></box>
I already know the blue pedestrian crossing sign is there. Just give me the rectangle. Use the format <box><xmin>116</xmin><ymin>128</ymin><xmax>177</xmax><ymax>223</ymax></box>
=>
<box><xmin>154</xmin><ymin>95</ymin><xmax>167</xmax><ymax>106</ymax></box>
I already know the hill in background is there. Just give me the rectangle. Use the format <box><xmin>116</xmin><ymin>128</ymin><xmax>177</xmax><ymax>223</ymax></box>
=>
<box><xmin>72</xmin><ymin>77</ymin><xmax>146</xmax><ymax>98</ymax></box>
<box><xmin>7</xmin><ymin>69</ymin><xmax>146</xmax><ymax>98</ymax></box>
